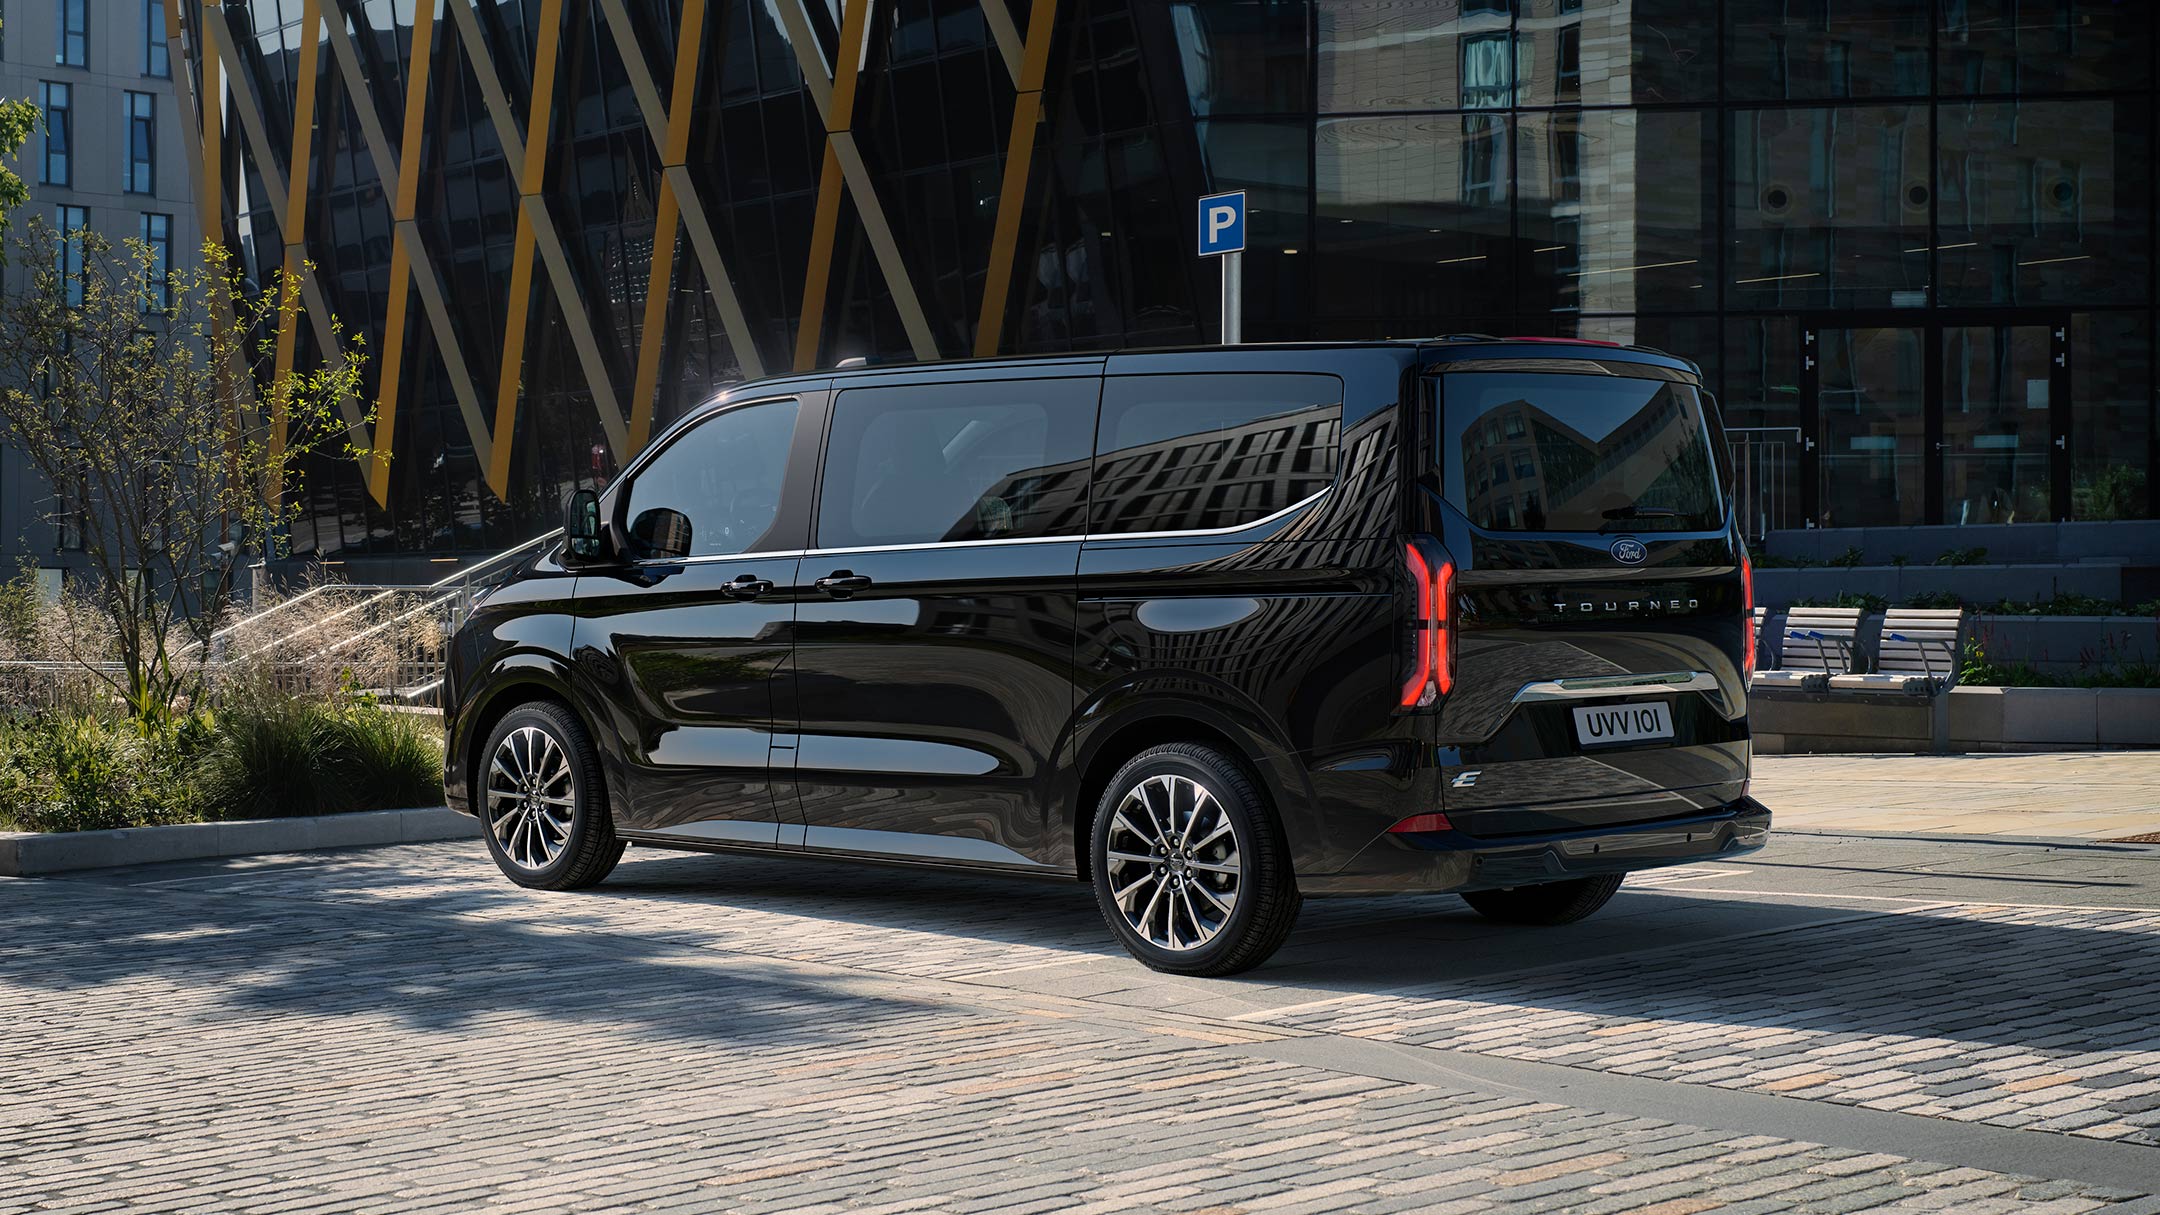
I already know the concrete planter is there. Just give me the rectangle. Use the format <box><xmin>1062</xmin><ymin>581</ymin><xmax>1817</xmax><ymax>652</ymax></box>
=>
<box><xmin>1967</xmin><ymin>615</ymin><xmax>2160</xmax><ymax>677</ymax></box>
<box><xmin>0</xmin><ymin>806</ymin><xmax>473</xmax><ymax>877</ymax></box>
<box><xmin>1753</xmin><ymin>686</ymin><xmax>2160</xmax><ymax>754</ymax></box>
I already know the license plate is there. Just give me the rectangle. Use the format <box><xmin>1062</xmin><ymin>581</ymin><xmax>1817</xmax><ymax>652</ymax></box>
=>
<box><xmin>1572</xmin><ymin>701</ymin><xmax>1673</xmax><ymax>747</ymax></box>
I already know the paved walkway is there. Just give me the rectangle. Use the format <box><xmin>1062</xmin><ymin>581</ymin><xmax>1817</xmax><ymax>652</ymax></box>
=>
<box><xmin>7</xmin><ymin>829</ymin><xmax>2160</xmax><ymax>1213</ymax></box>
<box><xmin>1756</xmin><ymin>751</ymin><xmax>2160</xmax><ymax>839</ymax></box>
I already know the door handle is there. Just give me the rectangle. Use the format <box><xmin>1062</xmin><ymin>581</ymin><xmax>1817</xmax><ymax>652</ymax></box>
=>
<box><xmin>815</xmin><ymin>570</ymin><xmax>874</xmax><ymax>598</ymax></box>
<box><xmin>724</xmin><ymin>574</ymin><xmax>774</xmax><ymax>599</ymax></box>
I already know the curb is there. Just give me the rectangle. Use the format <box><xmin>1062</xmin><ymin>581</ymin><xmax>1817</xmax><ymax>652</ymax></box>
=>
<box><xmin>0</xmin><ymin>807</ymin><xmax>476</xmax><ymax>877</ymax></box>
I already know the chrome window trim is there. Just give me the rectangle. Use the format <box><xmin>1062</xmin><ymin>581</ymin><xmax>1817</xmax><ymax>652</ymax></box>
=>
<box><xmin>798</xmin><ymin>487</ymin><xmax>1334</xmax><ymax>558</ymax></box>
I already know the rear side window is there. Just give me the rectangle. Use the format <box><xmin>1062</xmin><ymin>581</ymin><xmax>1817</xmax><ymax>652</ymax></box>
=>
<box><xmin>817</xmin><ymin>379</ymin><xmax>1096</xmax><ymax>548</ymax></box>
<box><xmin>1440</xmin><ymin>372</ymin><xmax>1723</xmax><ymax>532</ymax></box>
<box><xmin>1092</xmin><ymin>374</ymin><xmax>1342</xmax><ymax>535</ymax></box>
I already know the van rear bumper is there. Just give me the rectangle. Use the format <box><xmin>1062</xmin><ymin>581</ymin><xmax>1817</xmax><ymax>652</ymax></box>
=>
<box><xmin>1301</xmin><ymin>797</ymin><xmax>1770</xmax><ymax>896</ymax></box>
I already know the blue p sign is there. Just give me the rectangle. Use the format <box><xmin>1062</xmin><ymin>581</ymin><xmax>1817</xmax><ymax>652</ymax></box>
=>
<box><xmin>1198</xmin><ymin>191</ymin><xmax>1245</xmax><ymax>257</ymax></box>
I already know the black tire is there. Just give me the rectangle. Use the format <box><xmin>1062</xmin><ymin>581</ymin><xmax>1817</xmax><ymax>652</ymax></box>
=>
<box><xmin>476</xmin><ymin>702</ymin><xmax>623</xmax><ymax>890</ymax></box>
<box><xmin>1089</xmin><ymin>743</ymin><xmax>1300</xmax><ymax>977</ymax></box>
<box><xmin>1461</xmin><ymin>874</ymin><xmax>1624</xmax><ymax>926</ymax></box>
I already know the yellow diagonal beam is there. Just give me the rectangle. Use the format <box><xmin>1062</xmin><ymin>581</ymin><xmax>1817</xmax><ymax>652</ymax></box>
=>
<box><xmin>484</xmin><ymin>0</ymin><xmax>568</xmax><ymax>498</ymax></box>
<box><xmin>794</xmin><ymin>0</ymin><xmax>873</xmax><ymax>372</ymax></box>
<box><xmin>367</xmin><ymin>0</ymin><xmax>442</xmax><ymax>508</ymax></box>
<box><xmin>270</xmin><ymin>0</ymin><xmax>324</xmax><ymax>493</ymax></box>
<box><xmin>975</xmin><ymin>0</ymin><xmax>1057</xmax><ymax>357</ymax></box>
<box><xmin>627</xmin><ymin>0</ymin><xmax>710</xmax><ymax>455</ymax></box>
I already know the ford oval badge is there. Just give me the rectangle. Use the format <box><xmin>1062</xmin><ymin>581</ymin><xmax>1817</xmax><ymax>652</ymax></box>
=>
<box><xmin>1610</xmin><ymin>537</ymin><xmax>1648</xmax><ymax>565</ymax></box>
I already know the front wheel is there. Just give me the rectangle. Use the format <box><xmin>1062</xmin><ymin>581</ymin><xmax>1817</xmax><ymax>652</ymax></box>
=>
<box><xmin>1090</xmin><ymin>743</ymin><xmax>1300</xmax><ymax>977</ymax></box>
<box><xmin>478</xmin><ymin>702</ymin><xmax>623</xmax><ymax>890</ymax></box>
<box><xmin>1461</xmin><ymin>874</ymin><xmax>1624</xmax><ymax>925</ymax></box>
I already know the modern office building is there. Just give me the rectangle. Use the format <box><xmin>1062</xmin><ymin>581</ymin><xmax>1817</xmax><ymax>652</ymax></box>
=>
<box><xmin>129</xmin><ymin>1</ymin><xmax>2160</xmax><ymax>571</ymax></box>
<box><xmin>1</xmin><ymin>0</ymin><xmax>196</xmax><ymax>590</ymax></box>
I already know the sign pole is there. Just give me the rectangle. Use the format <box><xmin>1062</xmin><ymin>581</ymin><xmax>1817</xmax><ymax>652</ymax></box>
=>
<box><xmin>1197</xmin><ymin>189</ymin><xmax>1247</xmax><ymax>347</ymax></box>
<box><xmin>1221</xmin><ymin>250</ymin><xmax>1242</xmax><ymax>345</ymax></box>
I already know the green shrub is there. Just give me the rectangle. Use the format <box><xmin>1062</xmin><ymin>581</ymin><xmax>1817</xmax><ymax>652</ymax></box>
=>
<box><xmin>320</xmin><ymin>705</ymin><xmax>443</xmax><ymax>812</ymax></box>
<box><xmin>197</xmin><ymin>688</ymin><xmax>443</xmax><ymax>820</ymax></box>
<box><xmin>1904</xmin><ymin>590</ymin><xmax>1965</xmax><ymax>609</ymax></box>
<box><xmin>1827</xmin><ymin>546</ymin><xmax>1866</xmax><ymax>568</ymax></box>
<box><xmin>0</xmin><ymin>711</ymin><xmax>199</xmax><ymax>832</ymax></box>
<box><xmin>198</xmin><ymin>690</ymin><xmax>335</xmax><ymax>819</ymax></box>
<box><xmin>1935</xmin><ymin>546</ymin><xmax>1990</xmax><ymax>567</ymax></box>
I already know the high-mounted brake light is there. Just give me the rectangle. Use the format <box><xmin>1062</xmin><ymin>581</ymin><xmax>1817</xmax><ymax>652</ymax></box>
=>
<box><xmin>1400</xmin><ymin>544</ymin><xmax>1456</xmax><ymax>709</ymax></box>
<box><xmin>1741</xmin><ymin>551</ymin><xmax>1757</xmax><ymax>679</ymax></box>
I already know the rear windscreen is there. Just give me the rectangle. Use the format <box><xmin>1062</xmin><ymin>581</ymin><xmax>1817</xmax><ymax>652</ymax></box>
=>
<box><xmin>1439</xmin><ymin>372</ymin><xmax>1723</xmax><ymax>533</ymax></box>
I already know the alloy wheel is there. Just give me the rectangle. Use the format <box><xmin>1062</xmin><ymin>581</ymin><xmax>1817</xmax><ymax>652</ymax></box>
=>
<box><xmin>485</xmin><ymin>724</ymin><xmax>577</xmax><ymax>871</ymax></box>
<box><xmin>1103</xmin><ymin>773</ymin><xmax>1243</xmax><ymax>952</ymax></box>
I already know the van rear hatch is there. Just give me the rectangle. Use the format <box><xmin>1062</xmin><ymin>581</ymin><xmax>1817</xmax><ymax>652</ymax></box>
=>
<box><xmin>1423</xmin><ymin>359</ymin><xmax>1750</xmax><ymax>836</ymax></box>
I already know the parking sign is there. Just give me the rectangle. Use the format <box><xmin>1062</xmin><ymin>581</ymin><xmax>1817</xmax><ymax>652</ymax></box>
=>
<box><xmin>1197</xmin><ymin>191</ymin><xmax>1245</xmax><ymax>257</ymax></box>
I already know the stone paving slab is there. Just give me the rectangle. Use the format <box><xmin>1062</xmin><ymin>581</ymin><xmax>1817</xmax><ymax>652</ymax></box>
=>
<box><xmin>1755</xmin><ymin>752</ymin><xmax>2160</xmax><ymax>840</ymax></box>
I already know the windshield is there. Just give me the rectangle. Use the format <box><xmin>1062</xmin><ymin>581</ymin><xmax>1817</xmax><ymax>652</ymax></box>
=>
<box><xmin>1439</xmin><ymin>372</ymin><xmax>1724</xmax><ymax>533</ymax></box>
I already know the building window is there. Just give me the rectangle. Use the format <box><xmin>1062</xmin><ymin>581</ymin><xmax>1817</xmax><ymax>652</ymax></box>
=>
<box><xmin>124</xmin><ymin>91</ymin><xmax>155</xmax><ymax>194</ymax></box>
<box><xmin>38</xmin><ymin>81</ymin><xmax>70</xmax><ymax>186</ymax></box>
<box><xmin>143</xmin><ymin>0</ymin><xmax>168</xmax><ymax>76</ymax></box>
<box><xmin>55</xmin><ymin>205</ymin><xmax>88</xmax><ymax>307</ymax></box>
<box><xmin>55</xmin><ymin>0</ymin><xmax>86</xmax><ymax>66</ymax></box>
<box><xmin>140</xmin><ymin>212</ymin><xmax>171</xmax><ymax>310</ymax></box>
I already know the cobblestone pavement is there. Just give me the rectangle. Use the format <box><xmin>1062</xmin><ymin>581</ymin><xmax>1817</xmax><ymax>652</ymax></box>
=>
<box><xmin>8</xmin><ymin>828</ymin><xmax>2160</xmax><ymax>1213</ymax></box>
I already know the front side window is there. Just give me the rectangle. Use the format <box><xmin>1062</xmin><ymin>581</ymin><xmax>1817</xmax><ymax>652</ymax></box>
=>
<box><xmin>56</xmin><ymin>0</ymin><xmax>85</xmax><ymax>66</ymax></box>
<box><xmin>39</xmin><ymin>81</ymin><xmax>70</xmax><ymax>185</ymax></box>
<box><xmin>125</xmin><ymin>91</ymin><xmax>155</xmax><ymax>193</ymax></box>
<box><xmin>621</xmin><ymin>399</ymin><xmax>800</xmax><ymax>558</ymax></box>
<box><xmin>1440</xmin><ymin>371</ymin><xmax>1723</xmax><ymax>533</ymax></box>
<box><xmin>817</xmin><ymin>379</ymin><xmax>1096</xmax><ymax>549</ymax></box>
<box><xmin>1092</xmin><ymin>373</ymin><xmax>1342</xmax><ymax>535</ymax></box>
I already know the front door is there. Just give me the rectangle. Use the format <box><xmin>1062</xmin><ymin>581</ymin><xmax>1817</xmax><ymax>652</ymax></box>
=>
<box><xmin>783</xmin><ymin>371</ymin><xmax>1099</xmax><ymax>872</ymax></box>
<box><xmin>571</xmin><ymin>393</ymin><xmax>820</xmax><ymax>845</ymax></box>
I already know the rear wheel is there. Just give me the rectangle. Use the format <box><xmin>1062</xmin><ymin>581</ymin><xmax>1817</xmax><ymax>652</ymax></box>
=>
<box><xmin>1461</xmin><ymin>874</ymin><xmax>1623</xmax><ymax>925</ymax></box>
<box><xmin>1089</xmin><ymin>743</ymin><xmax>1300</xmax><ymax>977</ymax></box>
<box><xmin>478</xmin><ymin>702</ymin><xmax>623</xmax><ymax>890</ymax></box>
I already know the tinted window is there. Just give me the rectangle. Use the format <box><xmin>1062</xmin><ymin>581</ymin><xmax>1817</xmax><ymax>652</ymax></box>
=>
<box><xmin>623</xmin><ymin>398</ymin><xmax>800</xmax><ymax>557</ymax></box>
<box><xmin>1093</xmin><ymin>374</ymin><xmax>1342</xmax><ymax>535</ymax></box>
<box><xmin>817</xmin><ymin>379</ymin><xmax>1096</xmax><ymax>548</ymax></box>
<box><xmin>1441</xmin><ymin>372</ymin><xmax>1722</xmax><ymax>533</ymax></box>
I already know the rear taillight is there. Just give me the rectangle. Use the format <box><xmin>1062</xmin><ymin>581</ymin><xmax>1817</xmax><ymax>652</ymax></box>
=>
<box><xmin>1741</xmin><ymin>551</ymin><xmax>1757</xmax><ymax>678</ymax></box>
<box><xmin>1400</xmin><ymin>543</ymin><xmax>1456</xmax><ymax>709</ymax></box>
<box><xmin>1387</xmin><ymin>813</ymin><xmax>1453</xmax><ymax>834</ymax></box>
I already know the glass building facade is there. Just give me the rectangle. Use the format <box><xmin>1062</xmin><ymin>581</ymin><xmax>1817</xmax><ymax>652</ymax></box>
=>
<box><xmin>183</xmin><ymin>0</ymin><xmax>2157</xmax><ymax>562</ymax></box>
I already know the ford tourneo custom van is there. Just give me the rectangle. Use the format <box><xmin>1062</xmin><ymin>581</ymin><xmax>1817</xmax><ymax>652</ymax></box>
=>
<box><xmin>444</xmin><ymin>339</ymin><xmax>1767</xmax><ymax>976</ymax></box>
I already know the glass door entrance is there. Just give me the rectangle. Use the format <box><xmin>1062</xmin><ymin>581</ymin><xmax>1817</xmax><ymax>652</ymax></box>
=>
<box><xmin>1940</xmin><ymin>322</ymin><xmax>2062</xmax><ymax>525</ymax></box>
<box><xmin>1809</xmin><ymin>325</ymin><xmax>1926</xmax><ymax>528</ymax></box>
<box><xmin>1795</xmin><ymin>315</ymin><xmax>2084</xmax><ymax>527</ymax></box>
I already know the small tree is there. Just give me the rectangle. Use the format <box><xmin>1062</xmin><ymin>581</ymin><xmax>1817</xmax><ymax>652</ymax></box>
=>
<box><xmin>0</xmin><ymin>22</ymin><xmax>32</xmax><ymax>255</ymax></box>
<box><xmin>0</xmin><ymin>221</ymin><xmax>370</xmax><ymax>719</ymax></box>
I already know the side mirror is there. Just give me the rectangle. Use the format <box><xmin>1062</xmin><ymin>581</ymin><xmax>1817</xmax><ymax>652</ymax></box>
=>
<box><xmin>562</xmin><ymin>489</ymin><xmax>604</xmax><ymax>564</ymax></box>
<box><xmin>629</xmin><ymin>507</ymin><xmax>693</xmax><ymax>561</ymax></box>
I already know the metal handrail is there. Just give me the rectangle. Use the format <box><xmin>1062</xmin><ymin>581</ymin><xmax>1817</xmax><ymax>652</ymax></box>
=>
<box><xmin>184</xmin><ymin>528</ymin><xmax>563</xmax><ymax>661</ymax></box>
<box><xmin>309</xmin><ymin>591</ymin><xmax>461</xmax><ymax>661</ymax></box>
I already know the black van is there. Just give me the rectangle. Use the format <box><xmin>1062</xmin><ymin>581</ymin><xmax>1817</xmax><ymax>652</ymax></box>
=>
<box><xmin>443</xmin><ymin>339</ymin><xmax>1766</xmax><ymax>976</ymax></box>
